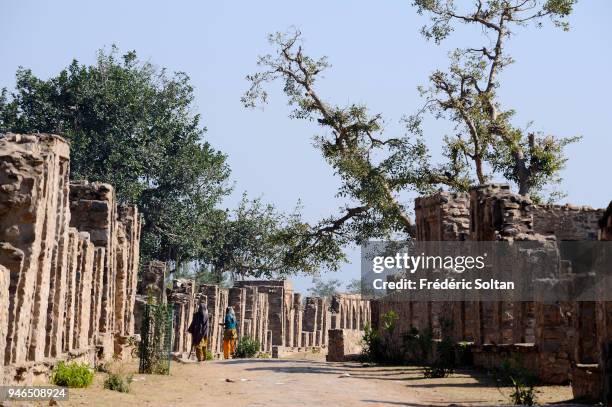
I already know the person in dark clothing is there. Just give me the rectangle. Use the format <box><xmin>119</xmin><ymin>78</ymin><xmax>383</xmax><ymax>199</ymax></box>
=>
<box><xmin>187</xmin><ymin>303</ymin><xmax>210</xmax><ymax>362</ymax></box>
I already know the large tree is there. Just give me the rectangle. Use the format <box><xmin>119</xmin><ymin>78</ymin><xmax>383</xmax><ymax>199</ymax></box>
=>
<box><xmin>0</xmin><ymin>47</ymin><xmax>231</xmax><ymax>266</ymax></box>
<box><xmin>243</xmin><ymin>1</ymin><xmax>579</xmax><ymax>246</ymax></box>
<box><xmin>243</xmin><ymin>31</ymin><xmax>431</xmax><ymax>244</ymax></box>
<box><xmin>197</xmin><ymin>194</ymin><xmax>346</xmax><ymax>281</ymax></box>
<box><xmin>0</xmin><ymin>47</ymin><xmax>344</xmax><ymax>277</ymax></box>
<box><xmin>409</xmin><ymin>0</ymin><xmax>580</xmax><ymax>198</ymax></box>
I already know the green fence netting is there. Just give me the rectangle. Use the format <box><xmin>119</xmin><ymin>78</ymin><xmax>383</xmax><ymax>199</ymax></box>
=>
<box><xmin>139</xmin><ymin>303</ymin><xmax>173</xmax><ymax>374</ymax></box>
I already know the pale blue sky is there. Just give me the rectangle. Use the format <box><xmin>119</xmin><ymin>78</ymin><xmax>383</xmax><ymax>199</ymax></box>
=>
<box><xmin>1</xmin><ymin>1</ymin><xmax>610</xmax><ymax>293</ymax></box>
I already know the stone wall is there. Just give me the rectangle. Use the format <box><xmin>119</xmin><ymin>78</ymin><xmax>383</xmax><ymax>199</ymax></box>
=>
<box><xmin>415</xmin><ymin>191</ymin><xmax>470</xmax><ymax>241</ymax></box>
<box><xmin>372</xmin><ymin>183</ymin><xmax>610</xmax><ymax>390</ymax></box>
<box><xmin>0</xmin><ymin>133</ymin><xmax>142</xmax><ymax>384</ymax></box>
<box><xmin>533</xmin><ymin>204</ymin><xmax>603</xmax><ymax>241</ymax></box>
<box><xmin>166</xmin><ymin>279</ymin><xmax>371</xmax><ymax>358</ymax></box>
<box><xmin>326</xmin><ymin>329</ymin><xmax>364</xmax><ymax>362</ymax></box>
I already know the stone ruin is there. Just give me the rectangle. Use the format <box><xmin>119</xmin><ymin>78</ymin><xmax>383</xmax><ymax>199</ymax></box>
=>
<box><xmin>370</xmin><ymin>184</ymin><xmax>612</xmax><ymax>403</ymax></box>
<box><xmin>137</xmin><ymin>269</ymin><xmax>372</xmax><ymax>359</ymax></box>
<box><xmin>0</xmin><ymin>133</ymin><xmax>371</xmax><ymax>385</ymax></box>
<box><xmin>0</xmin><ymin>134</ymin><xmax>142</xmax><ymax>384</ymax></box>
<box><xmin>2</xmin><ymin>132</ymin><xmax>611</xmax><ymax>403</ymax></box>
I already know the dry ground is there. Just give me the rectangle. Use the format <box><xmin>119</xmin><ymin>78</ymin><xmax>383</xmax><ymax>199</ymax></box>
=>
<box><xmin>15</xmin><ymin>353</ymin><xmax>578</xmax><ymax>407</ymax></box>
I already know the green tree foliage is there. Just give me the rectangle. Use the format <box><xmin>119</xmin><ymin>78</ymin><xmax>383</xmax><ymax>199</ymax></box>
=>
<box><xmin>243</xmin><ymin>30</ymin><xmax>433</xmax><ymax>243</ymax></box>
<box><xmin>0</xmin><ymin>47</ymin><xmax>345</xmax><ymax>276</ymax></box>
<box><xmin>0</xmin><ymin>47</ymin><xmax>231</xmax><ymax>266</ymax></box>
<box><xmin>243</xmin><ymin>2</ymin><xmax>580</xmax><ymax>246</ymax></box>
<box><xmin>200</xmin><ymin>194</ymin><xmax>345</xmax><ymax>280</ymax></box>
<box><xmin>409</xmin><ymin>0</ymin><xmax>580</xmax><ymax>199</ymax></box>
<box><xmin>307</xmin><ymin>277</ymin><xmax>342</xmax><ymax>298</ymax></box>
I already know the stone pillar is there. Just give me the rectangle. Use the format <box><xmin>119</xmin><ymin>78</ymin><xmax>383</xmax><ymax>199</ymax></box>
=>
<box><xmin>0</xmin><ymin>134</ymin><xmax>70</xmax><ymax>364</ymax></box>
<box><xmin>73</xmin><ymin>232</ymin><xmax>94</xmax><ymax>350</ymax></box>
<box><xmin>0</xmin><ymin>264</ymin><xmax>9</xmax><ymax>382</ymax></box>
<box><xmin>114</xmin><ymin>221</ymin><xmax>129</xmax><ymax>336</ymax></box>
<box><xmin>229</xmin><ymin>287</ymin><xmax>246</xmax><ymax>337</ymax></box>
<box><xmin>284</xmin><ymin>290</ymin><xmax>295</xmax><ymax>348</ymax></box>
<box><xmin>88</xmin><ymin>248</ymin><xmax>105</xmax><ymax>345</ymax></box>
<box><xmin>201</xmin><ymin>284</ymin><xmax>223</xmax><ymax>354</ymax></box>
<box><xmin>303</xmin><ymin>297</ymin><xmax>318</xmax><ymax>334</ymax></box>
<box><xmin>63</xmin><ymin>228</ymin><xmax>79</xmax><ymax>353</ymax></box>
<box><xmin>171</xmin><ymin>279</ymin><xmax>196</xmax><ymax>355</ymax></box>
<box><xmin>259</xmin><ymin>293</ymin><xmax>269</xmax><ymax>351</ymax></box>
<box><xmin>316</xmin><ymin>297</ymin><xmax>327</xmax><ymax>346</ymax></box>
<box><xmin>118</xmin><ymin>204</ymin><xmax>141</xmax><ymax>335</ymax></box>
<box><xmin>44</xmin><ymin>151</ymin><xmax>70</xmax><ymax>359</ymax></box>
<box><xmin>243</xmin><ymin>286</ymin><xmax>258</xmax><ymax>338</ymax></box>
<box><xmin>293</xmin><ymin>293</ymin><xmax>303</xmax><ymax>347</ymax></box>
<box><xmin>69</xmin><ymin>181</ymin><xmax>118</xmax><ymax>335</ymax></box>
<box><xmin>535</xmin><ymin>300</ymin><xmax>574</xmax><ymax>384</ymax></box>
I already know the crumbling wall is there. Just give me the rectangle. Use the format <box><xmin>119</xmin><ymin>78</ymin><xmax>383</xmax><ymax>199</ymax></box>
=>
<box><xmin>0</xmin><ymin>134</ymin><xmax>70</xmax><ymax>365</ymax></box>
<box><xmin>372</xmin><ymin>183</ymin><xmax>607</xmax><ymax>386</ymax></box>
<box><xmin>0</xmin><ymin>134</ymin><xmax>142</xmax><ymax>384</ymax></box>
<box><xmin>0</xmin><ymin>265</ymin><xmax>9</xmax><ymax>384</ymax></box>
<box><xmin>533</xmin><ymin>204</ymin><xmax>603</xmax><ymax>241</ymax></box>
<box><xmin>415</xmin><ymin>191</ymin><xmax>470</xmax><ymax>241</ymax></box>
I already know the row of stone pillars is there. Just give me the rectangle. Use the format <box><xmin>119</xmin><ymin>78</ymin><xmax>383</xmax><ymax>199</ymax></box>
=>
<box><xmin>0</xmin><ymin>134</ymin><xmax>142</xmax><ymax>384</ymax></box>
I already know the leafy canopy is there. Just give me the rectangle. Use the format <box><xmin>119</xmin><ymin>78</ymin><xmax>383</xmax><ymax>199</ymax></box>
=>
<box><xmin>0</xmin><ymin>48</ymin><xmax>223</xmax><ymax>268</ymax></box>
<box><xmin>243</xmin><ymin>1</ymin><xmax>580</xmax><ymax>248</ymax></box>
<box><xmin>409</xmin><ymin>0</ymin><xmax>580</xmax><ymax>199</ymax></box>
<box><xmin>1</xmin><ymin>47</ymin><xmax>344</xmax><ymax>278</ymax></box>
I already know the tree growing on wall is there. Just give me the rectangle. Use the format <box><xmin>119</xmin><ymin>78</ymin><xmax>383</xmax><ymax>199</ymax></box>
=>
<box><xmin>409</xmin><ymin>0</ymin><xmax>581</xmax><ymax>198</ymax></box>
<box><xmin>243</xmin><ymin>1</ymin><xmax>579</xmax><ymax>245</ymax></box>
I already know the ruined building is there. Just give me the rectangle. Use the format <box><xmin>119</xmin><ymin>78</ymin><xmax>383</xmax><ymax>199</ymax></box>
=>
<box><xmin>135</xmin><ymin>265</ymin><xmax>372</xmax><ymax>359</ymax></box>
<box><xmin>0</xmin><ymin>134</ymin><xmax>141</xmax><ymax>384</ymax></box>
<box><xmin>2</xmin><ymin>132</ymin><xmax>611</xmax><ymax>403</ymax></box>
<box><xmin>371</xmin><ymin>184</ymin><xmax>612</xmax><ymax>402</ymax></box>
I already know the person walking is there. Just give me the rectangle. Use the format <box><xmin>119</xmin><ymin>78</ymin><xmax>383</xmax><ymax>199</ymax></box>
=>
<box><xmin>222</xmin><ymin>306</ymin><xmax>238</xmax><ymax>359</ymax></box>
<box><xmin>187</xmin><ymin>303</ymin><xmax>210</xmax><ymax>362</ymax></box>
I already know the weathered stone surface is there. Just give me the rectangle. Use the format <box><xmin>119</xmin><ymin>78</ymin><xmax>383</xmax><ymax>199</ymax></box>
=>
<box><xmin>0</xmin><ymin>133</ymin><xmax>70</xmax><ymax>364</ymax></box>
<box><xmin>0</xmin><ymin>264</ymin><xmax>9</xmax><ymax>383</ymax></box>
<box><xmin>73</xmin><ymin>232</ymin><xmax>94</xmax><ymax>350</ymax></box>
<box><xmin>118</xmin><ymin>204</ymin><xmax>141</xmax><ymax>335</ymax></box>
<box><xmin>69</xmin><ymin>180</ymin><xmax>117</xmax><ymax>335</ymax></box>
<box><xmin>0</xmin><ymin>134</ymin><xmax>142</xmax><ymax>383</ymax></box>
<box><xmin>326</xmin><ymin>329</ymin><xmax>363</xmax><ymax>361</ymax></box>
<box><xmin>533</xmin><ymin>204</ymin><xmax>603</xmax><ymax>241</ymax></box>
<box><xmin>138</xmin><ymin>260</ymin><xmax>166</xmax><ymax>302</ymax></box>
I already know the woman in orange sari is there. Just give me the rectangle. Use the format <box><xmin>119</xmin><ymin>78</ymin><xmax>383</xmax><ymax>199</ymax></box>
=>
<box><xmin>222</xmin><ymin>306</ymin><xmax>237</xmax><ymax>359</ymax></box>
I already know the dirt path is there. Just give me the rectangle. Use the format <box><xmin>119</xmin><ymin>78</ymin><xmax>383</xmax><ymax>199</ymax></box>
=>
<box><xmin>57</xmin><ymin>355</ymin><xmax>574</xmax><ymax>407</ymax></box>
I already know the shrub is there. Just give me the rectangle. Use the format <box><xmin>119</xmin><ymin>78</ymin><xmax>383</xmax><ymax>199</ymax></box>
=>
<box><xmin>205</xmin><ymin>350</ymin><xmax>214</xmax><ymax>361</ymax></box>
<box><xmin>402</xmin><ymin>326</ymin><xmax>433</xmax><ymax>363</ymax></box>
<box><xmin>233</xmin><ymin>336</ymin><xmax>260</xmax><ymax>358</ymax></box>
<box><xmin>420</xmin><ymin>319</ymin><xmax>455</xmax><ymax>378</ymax></box>
<box><xmin>104</xmin><ymin>373</ymin><xmax>133</xmax><ymax>393</ymax></box>
<box><xmin>496</xmin><ymin>356</ymin><xmax>538</xmax><ymax>405</ymax></box>
<box><xmin>51</xmin><ymin>362</ymin><xmax>94</xmax><ymax>388</ymax></box>
<box><xmin>360</xmin><ymin>312</ymin><xmax>405</xmax><ymax>364</ymax></box>
<box><xmin>360</xmin><ymin>323</ymin><xmax>384</xmax><ymax>363</ymax></box>
<box><xmin>456</xmin><ymin>342</ymin><xmax>473</xmax><ymax>366</ymax></box>
<box><xmin>509</xmin><ymin>377</ymin><xmax>535</xmax><ymax>406</ymax></box>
